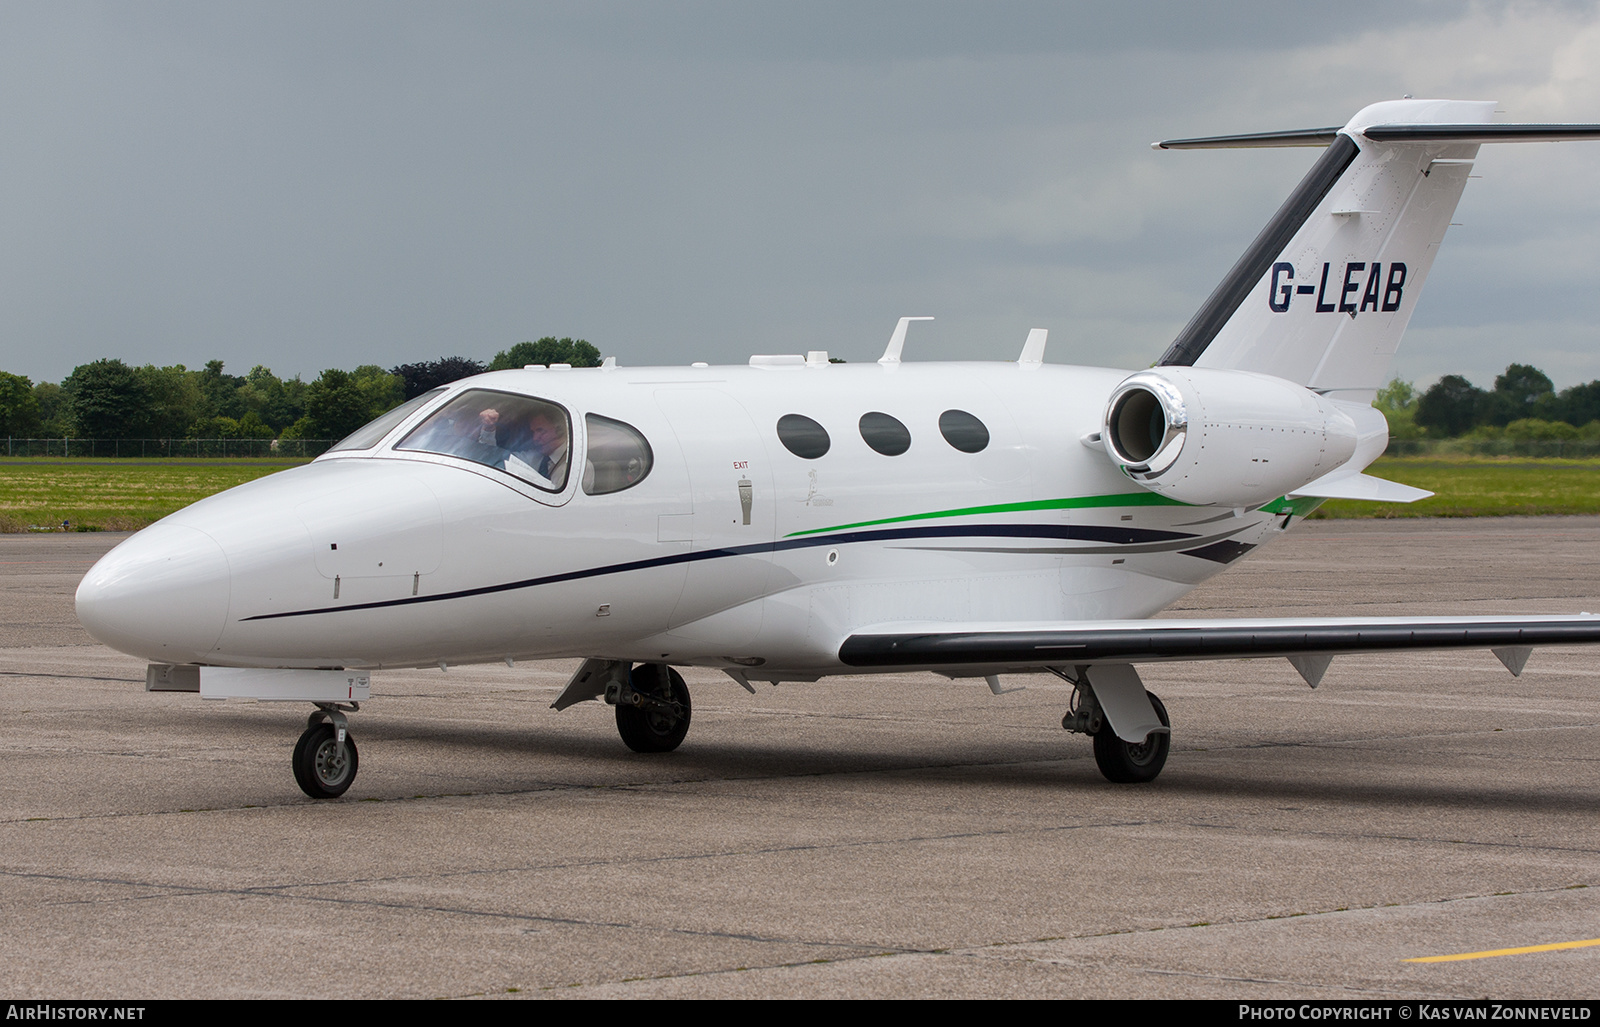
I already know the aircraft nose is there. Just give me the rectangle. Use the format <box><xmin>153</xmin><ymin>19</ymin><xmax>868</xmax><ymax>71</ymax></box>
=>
<box><xmin>76</xmin><ymin>523</ymin><xmax>232</xmax><ymax>664</ymax></box>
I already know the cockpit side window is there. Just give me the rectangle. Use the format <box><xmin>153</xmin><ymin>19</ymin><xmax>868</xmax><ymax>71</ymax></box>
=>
<box><xmin>395</xmin><ymin>389</ymin><xmax>572</xmax><ymax>491</ymax></box>
<box><xmin>326</xmin><ymin>388</ymin><xmax>446</xmax><ymax>453</ymax></box>
<box><xmin>582</xmin><ymin>414</ymin><xmax>653</xmax><ymax>495</ymax></box>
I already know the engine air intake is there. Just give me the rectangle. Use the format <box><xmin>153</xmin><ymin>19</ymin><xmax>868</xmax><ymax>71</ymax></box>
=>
<box><xmin>1104</xmin><ymin>373</ymin><xmax>1188</xmax><ymax>475</ymax></box>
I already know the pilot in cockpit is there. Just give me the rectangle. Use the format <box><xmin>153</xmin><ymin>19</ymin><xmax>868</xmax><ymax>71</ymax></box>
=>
<box><xmin>503</xmin><ymin>406</ymin><xmax>569</xmax><ymax>489</ymax></box>
<box><xmin>399</xmin><ymin>390</ymin><xmax>571</xmax><ymax>491</ymax></box>
<box><xmin>412</xmin><ymin>403</ymin><xmax>505</xmax><ymax>463</ymax></box>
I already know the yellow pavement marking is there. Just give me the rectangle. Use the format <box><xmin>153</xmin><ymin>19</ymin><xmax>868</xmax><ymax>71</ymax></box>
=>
<box><xmin>1406</xmin><ymin>938</ymin><xmax>1600</xmax><ymax>963</ymax></box>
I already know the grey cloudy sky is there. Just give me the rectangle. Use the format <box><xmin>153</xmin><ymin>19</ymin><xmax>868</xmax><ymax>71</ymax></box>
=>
<box><xmin>4</xmin><ymin>0</ymin><xmax>1600</xmax><ymax>389</ymax></box>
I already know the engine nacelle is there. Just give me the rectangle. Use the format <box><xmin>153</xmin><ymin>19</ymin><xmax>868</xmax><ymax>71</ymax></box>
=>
<box><xmin>1100</xmin><ymin>367</ymin><xmax>1362</xmax><ymax>508</ymax></box>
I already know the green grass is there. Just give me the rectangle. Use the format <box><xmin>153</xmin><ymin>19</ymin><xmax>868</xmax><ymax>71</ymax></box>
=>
<box><xmin>0</xmin><ymin>457</ymin><xmax>308</xmax><ymax>532</ymax></box>
<box><xmin>4</xmin><ymin>453</ymin><xmax>1600</xmax><ymax>532</ymax></box>
<box><xmin>1313</xmin><ymin>455</ymin><xmax>1600</xmax><ymax>518</ymax></box>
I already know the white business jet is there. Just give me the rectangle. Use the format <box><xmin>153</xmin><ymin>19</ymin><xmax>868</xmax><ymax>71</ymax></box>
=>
<box><xmin>76</xmin><ymin>99</ymin><xmax>1600</xmax><ymax>798</ymax></box>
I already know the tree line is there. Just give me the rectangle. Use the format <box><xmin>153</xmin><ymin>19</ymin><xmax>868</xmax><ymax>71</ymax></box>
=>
<box><xmin>9</xmin><ymin>343</ymin><xmax>1576</xmax><ymax>448</ymax></box>
<box><xmin>0</xmin><ymin>338</ymin><xmax>600</xmax><ymax>442</ymax></box>
<box><xmin>1379</xmin><ymin>363</ymin><xmax>1600</xmax><ymax>443</ymax></box>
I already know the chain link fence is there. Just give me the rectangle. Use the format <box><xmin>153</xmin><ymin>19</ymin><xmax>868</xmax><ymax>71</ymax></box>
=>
<box><xmin>12</xmin><ymin>436</ymin><xmax>1600</xmax><ymax>460</ymax></box>
<box><xmin>1386</xmin><ymin>438</ymin><xmax>1600</xmax><ymax>458</ymax></box>
<box><xmin>2</xmin><ymin>438</ymin><xmax>337</xmax><ymax>458</ymax></box>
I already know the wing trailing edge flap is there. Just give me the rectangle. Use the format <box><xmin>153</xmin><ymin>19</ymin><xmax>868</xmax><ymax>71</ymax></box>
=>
<box><xmin>838</xmin><ymin>615</ymin><xmax>1600</xmax><ymax>681</ymax></box>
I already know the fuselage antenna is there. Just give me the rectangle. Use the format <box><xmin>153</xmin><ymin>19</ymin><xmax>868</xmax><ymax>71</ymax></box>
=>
<box><xmin>880</xmin><ymin>316</ymin><xmax>934</xmax><ymax>365</ymax></box>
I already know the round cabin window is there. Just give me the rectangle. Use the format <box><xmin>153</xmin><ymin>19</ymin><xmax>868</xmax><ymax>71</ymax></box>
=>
<box><xmin>859</xmin><ymin>411</ymin><xmax>911</xmax><ymax>456</ymax></box>
<box><xmin>776</xmin><ymin>414</ymin><xmax>831</xmax><ymax>459</ymax></box>
<box><xmin>938</xmin><ymin>409</ymin><xmax>990</xmax><ymax>453</ymax></box>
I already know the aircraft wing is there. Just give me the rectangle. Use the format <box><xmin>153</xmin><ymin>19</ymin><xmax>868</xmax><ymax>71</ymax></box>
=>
<box><xmin>838</xmin><ymin>614</ymin><xmax>1600</xmax><ymax>683</ymax></box>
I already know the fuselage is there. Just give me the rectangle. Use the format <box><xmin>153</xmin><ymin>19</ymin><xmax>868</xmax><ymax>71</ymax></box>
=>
<box><xmin>73</xmin><ymin>99</ymin><xmax>1600</xmax><ymax>799</ymax></box>
<box><xmin>75</xmin><ymin>359</ymin><xmax>1310</xmax><ymax>678</ymax></box>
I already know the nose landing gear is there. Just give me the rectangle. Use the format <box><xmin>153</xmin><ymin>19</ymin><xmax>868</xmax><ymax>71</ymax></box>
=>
<box><xmin>293</xmin><ymin>703</ymin><xmax>360</xmax><ymax>798</ymax></box>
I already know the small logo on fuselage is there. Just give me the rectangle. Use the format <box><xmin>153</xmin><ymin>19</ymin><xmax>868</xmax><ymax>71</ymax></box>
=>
<box><xmin>1268</xmin><ymin>261</ymin><xmax>1407</xmax><ymax>317</ymax></box>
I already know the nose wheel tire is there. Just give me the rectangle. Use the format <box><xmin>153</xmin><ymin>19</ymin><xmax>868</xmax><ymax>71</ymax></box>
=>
<box><xmin>292</xmin><ymin>723</ymin><xmax>359</xmax><ymax>798</ymax></box>
<box><xmin>616</xmin><ymin>664</ymin><xmax>692</xmax><ymax>753</ymax></box>
<box><xmin>1092</xmin><ymin>691</ymin><xmax>1170</xmax><ymax>784</ymax></box>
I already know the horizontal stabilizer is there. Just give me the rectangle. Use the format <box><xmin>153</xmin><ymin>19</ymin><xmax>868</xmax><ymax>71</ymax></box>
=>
<box><xmin>1154</xmin><ymin>123</ymin><xmax>1600</xmax><ymax>150</ymax></box>
<box><xmin>839</xmin><ymin>614</ymin><xmax>1600</xmax><ymax>670</ymax></box>
<box><xmin>1153</xmin><ymin>127</ymin><xmax>1341</xmax><ymax>149</ymax></box>
<box><xmin>1289</xmin><ymin>472</ymin><xmax>1433</xmax><ymax>503</ymax></box>
<box><xmin>1363</xmin><ymin>124</ymin><xmax>1600</xmax><ymax>144</ymax></box>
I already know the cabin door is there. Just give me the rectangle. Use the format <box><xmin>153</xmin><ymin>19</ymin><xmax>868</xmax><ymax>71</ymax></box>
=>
<box><xmin>654</xmin><ymin>389</ymin><xmax>775</xmax><ymax>646</ymax></box>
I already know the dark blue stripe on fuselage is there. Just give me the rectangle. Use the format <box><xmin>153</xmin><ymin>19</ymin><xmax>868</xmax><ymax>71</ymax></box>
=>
<box><xmin>240</xmin><ymin>522</ymin><xmax>1197</xmax><ymax>622</ymax></box>
<box><xmin>1180</xmin><ymin>539</ymin><xmax>1257</xmax><ymax>564</ymax></box>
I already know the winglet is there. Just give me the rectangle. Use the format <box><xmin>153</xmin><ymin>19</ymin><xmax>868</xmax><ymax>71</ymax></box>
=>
<box><xmin>880</xmin><ymin>316</ymin><xmax>934</xmax><ymax>365</ymax></box>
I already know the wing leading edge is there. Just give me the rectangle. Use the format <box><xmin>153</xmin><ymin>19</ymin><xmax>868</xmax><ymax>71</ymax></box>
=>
<box><xmin>838</xmin><ymin>615</ymin><xmax>1600</xmax><ymax>676</ymax></box>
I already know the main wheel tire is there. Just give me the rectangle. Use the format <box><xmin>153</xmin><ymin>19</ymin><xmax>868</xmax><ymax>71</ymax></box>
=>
<box><xmin>1091</xmin><ymin>691</ymin><xmax>1170</xmax><ymax>784</ymax></box>
<box><xmin>292</xmin><ymin>723</ymin><xmax>359</xmax><ymax>798</ymax></box>
<box><xmin>616</xmin><ymin>664</ymin><xmax>691</xmax><ymax>753</ymax></box>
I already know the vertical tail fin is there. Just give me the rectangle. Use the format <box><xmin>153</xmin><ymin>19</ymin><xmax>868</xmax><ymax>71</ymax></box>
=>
<box><xmin>1155</xmin><ymin>99</ymin><xmax>1600</xmax><ymax>400</ymax></box>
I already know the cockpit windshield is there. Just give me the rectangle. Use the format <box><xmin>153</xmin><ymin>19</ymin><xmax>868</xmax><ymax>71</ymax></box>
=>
<box><xmin>325</xmin><ymin>388</ymin><xmax>446</xmax><ymax>454</ymax></box>
<box><xmin>396</xmin><ymin>389</ymin><xmax>572</xmax><ymax>491</ymax></box>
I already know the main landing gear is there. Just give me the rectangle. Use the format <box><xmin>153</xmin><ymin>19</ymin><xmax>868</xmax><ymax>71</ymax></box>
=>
<box><xmin>1090</xmin><ymin>692</ymin><xmax>1169</xmax><ymax>784</ymax></box>
<box><xmin>293</xmin><ymin>703</ymin><xmax>360</xmax><ymax>799</ymax></box>
<box><xmin>1057</xmin><ymin>668</ymin><xmax>1171</xmax><ymax>784</ymax></box>
<box><xmin>607</xmin><ymin>663</ymin><xmax>692</xmax><ymax>753</ymax></box>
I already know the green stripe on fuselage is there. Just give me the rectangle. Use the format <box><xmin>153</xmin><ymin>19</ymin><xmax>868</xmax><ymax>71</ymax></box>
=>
<box><xmin>783</xmin><ymin>492</ymin><xmax>1189</xmax><ymax>538</ymax></box>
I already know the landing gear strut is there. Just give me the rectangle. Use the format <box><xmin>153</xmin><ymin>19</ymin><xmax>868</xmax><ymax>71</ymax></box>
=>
<box><xmin>609</xmin><ymin>663</ymin><xmax>692</xmax><ymax>753</ymax></box>
<box><xmin>292</xmin><ymin>703</ymin><xmax>360</xmax><ymax>798</ymax></box>
<box><xmin>1056</xmin><ymin>669</ymin><xmax>1171</xmax><ymax>784</ymax></box>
